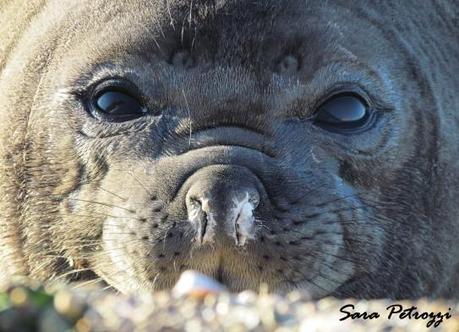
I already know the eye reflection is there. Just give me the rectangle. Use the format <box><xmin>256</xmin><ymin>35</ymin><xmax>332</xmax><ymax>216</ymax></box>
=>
<box><xmin>314</xmin><ymin>93</ymin><xmax>372</xmax><ymax>132</ymax></box>
<box><xmin>91</xmin><ymin>83</ymin><xmax>146</xmax><ymax>122</ymax></box>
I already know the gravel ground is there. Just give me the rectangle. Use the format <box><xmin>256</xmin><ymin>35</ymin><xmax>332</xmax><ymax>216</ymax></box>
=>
<box><xmin>0</xmin><ymin>274</ymin><xmax>458</xmax><ymax>332</ymax></box>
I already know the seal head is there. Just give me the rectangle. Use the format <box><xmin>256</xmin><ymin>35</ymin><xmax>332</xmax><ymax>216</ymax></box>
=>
<box><xmin>0</xmin><ymin>0</ymin><xmax>458</xmax><ymax>299</ymax></box>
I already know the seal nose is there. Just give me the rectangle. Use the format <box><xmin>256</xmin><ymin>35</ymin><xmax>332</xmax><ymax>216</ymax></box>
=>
<box><xmin>185</xmin><ymin>166</ymin><xmax>260</xmax><ymax>246</ymax></box>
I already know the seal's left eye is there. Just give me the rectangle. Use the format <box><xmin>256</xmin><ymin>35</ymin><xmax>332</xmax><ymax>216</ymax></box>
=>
<box><xmin>313</xmin><ymin>93</ymin><xmax>374</xmax><ymax>133</ymax></box>
<box><xmin>92</xmin><ymin>87</ymin><xmax>145</xmax><ymax>122</ymax></box>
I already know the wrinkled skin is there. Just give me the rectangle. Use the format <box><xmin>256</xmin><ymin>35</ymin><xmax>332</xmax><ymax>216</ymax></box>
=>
<box><xmin>0</xmin><ymin>0</ymin><xmax>458</xmax><ymax>299</ymax></box>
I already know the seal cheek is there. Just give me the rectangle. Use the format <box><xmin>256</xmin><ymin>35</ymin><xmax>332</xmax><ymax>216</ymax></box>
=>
<box><xmin>52</xmin><ymin>153</ymin><xmax>85</xmax><ymax>198</ymax></box>
<box><xmin>100</xmin><ymin>212</ymin><xmax>148</xmax><ymax>294</ymax></box>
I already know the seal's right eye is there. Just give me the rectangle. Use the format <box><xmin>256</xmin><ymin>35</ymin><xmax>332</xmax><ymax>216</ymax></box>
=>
<box><xmin>90</xmin><ymin>82</ymin><xmax>146</xmax><ymax>122</ymax></box>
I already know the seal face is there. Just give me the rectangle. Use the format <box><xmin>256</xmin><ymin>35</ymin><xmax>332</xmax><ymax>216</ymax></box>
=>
<box><xmin>0</xmin><ymin>0</ymin><xmax>458</xmax><ymax>299</ymax></box>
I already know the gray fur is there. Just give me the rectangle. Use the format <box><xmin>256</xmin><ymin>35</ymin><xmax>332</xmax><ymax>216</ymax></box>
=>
<box><xmin>0</xmin><ymin>0</ymin><xmax>458</xmax><ymax>299</ymax></box>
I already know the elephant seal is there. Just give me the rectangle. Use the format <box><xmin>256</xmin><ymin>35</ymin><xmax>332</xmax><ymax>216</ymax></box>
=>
<box><xmin>0</xmin><ymin>0</ymin><xmax>458</xmax><ymax>299</ymax></box>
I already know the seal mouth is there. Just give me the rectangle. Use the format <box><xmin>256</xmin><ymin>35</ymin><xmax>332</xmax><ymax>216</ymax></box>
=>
<box><xmin>216</xmin><ymin>260</ymin><xmax>225</xmax><ymax>284</ymax></box>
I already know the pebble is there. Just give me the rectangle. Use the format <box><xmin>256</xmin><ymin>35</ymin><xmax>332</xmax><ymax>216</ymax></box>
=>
<box><xmin>54</xmin><ymin>290</ymin><xmax>86</xmax><ymax>320</ymax></box>
<box><xmin>172</xmin><ymin>270</ymin><xmax>226</xmax><ymax>299</ymax></box>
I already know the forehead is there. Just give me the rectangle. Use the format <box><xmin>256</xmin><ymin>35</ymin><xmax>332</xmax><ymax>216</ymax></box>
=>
<box><xmin>46</xmin><ymin>0</ymin><xmax>399</xmax><ymax>108</ymax></box>
<box><xmin>59</xmin><ymin>0</ymin><xmax>345</xmax><ymax>66</ymax></box>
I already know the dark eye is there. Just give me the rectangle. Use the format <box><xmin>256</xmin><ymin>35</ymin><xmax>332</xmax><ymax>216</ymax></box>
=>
<box><xmin>91</xmin><ymin>82</ymin><xmax>146</xmax><ymax>122</ymax></box>
<box><xmin>313</xmin><ymin>93</ymin><xmax>374</xmax><ymax>133</ymax></box>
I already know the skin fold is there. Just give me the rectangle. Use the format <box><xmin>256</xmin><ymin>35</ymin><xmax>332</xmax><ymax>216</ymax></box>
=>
<box><xmin>0</xmin><ymin>0</ymin><xmax>458</xmax><ymax>299</ymax></box>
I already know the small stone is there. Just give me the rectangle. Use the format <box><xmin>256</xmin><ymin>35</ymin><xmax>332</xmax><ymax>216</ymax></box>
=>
<box><xmin>38</xmin><ymin>307</ymin><xmax>72</xmax><ymax>332</ymax></box>
<box><xmin>216</xmin><ymin>301</ymin><xmax>230</xmax><ymax>316</ymax></box>
<box><xmin>9</xmin><ymin>287</ymin><xmax>28</xmax><ymax>307</ymax></box>
<box><xmin>201</xmin><ymin>307</ymin><xmax>216</xmax><ymax>322</ymax></box>
<box><xmin>173</xmin><ymin>270</ymin><xmax>226</xmax><ymax>299</ymax></box>
<box><xmin>203</xmin><ymin>293</ymin><xmax>218</xmax><ymax>307</ymax></box>
<box><xmin>235</xmin><ymin>290</ymin><xmax>257</xmax><ymax>305</ymax></box>
<box><xmin>75</xmin><ymin>318</ymin><xmax>92</xmax><ymax>332</ymax></box>
<box><xmin>185</xmin><ymin>318</ymin><xmax>202</xmax><ymax>332</ymax></box>
<box><xmin>54</xmin><ymin>290</ymin><xmax>86</xmax><ymax>320</ymax></box>
<box><xmin>287</xmin><ymin>290</ymin><xmax>312</xmax><ymax>303</ymax></box>
<box><xmin>295</xmin><ymin>303</ymin><xmax>317</xmax><ymax>316</ymax></box>
<box><xmin>226</xmin><ymin>322</ymin><xmax>248</xmax><ymax>332</ymax></box>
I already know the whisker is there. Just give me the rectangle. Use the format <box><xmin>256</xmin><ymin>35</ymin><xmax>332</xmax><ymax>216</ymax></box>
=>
<box><xmin>181</xmin><ymin>88</ymin><xmax>193</xmax><ymax>147</ymax></box>
<box><xmin>65</xmin><ymin>198</ymin><xmax>135</xmax><ymax>212</ymax></box>
<box><xmin>71</xmin><ymin>277</ymin><xmax>105</xmax><ymax>290</ymax></box>
<box><xmin>99</xmin><ymin>187</ymin><xmax>128</xmax><ymax>202</ymax></box>
<box><xmin>51</xmin><ymin>267</ymin><xmax>95</xmax><ymax>282</ymax></box>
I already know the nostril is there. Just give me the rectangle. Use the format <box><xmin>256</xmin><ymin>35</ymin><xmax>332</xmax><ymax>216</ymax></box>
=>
<box><xmin>247</xmin><ymin>190</ymin><xmax>260</xmax><ymax>209</ymax></box>
<box><xmin>188</xmin><ymin>196</ymin><xmax>202</xmax><ymax>208</ymax></box>
<box><xmin>232</xmin><ymin>191</ymin><xmax>259</xmax><ymax>246</ymax></box>
<box><xmin>186</xmin><ymin>196</ymin><xmax>203</xmax><ymax>218</ymax></box>
<box><xmin>249</xmin><ymin>196</ymin><xmax>260</xmax><ymax>208</ymax></box>
<box><xmin>186</xmin><ymin>194</ymin><xmax>210</xmax><ymax>244</ymax></box>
